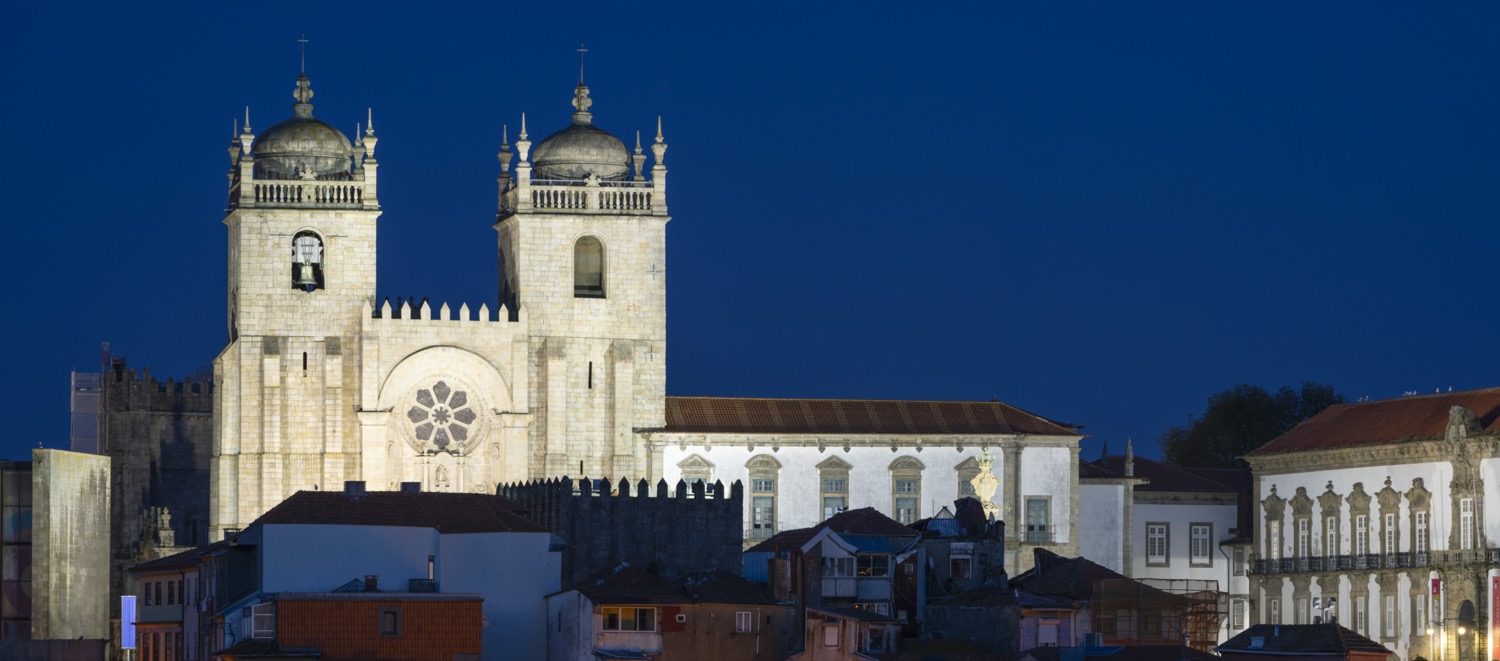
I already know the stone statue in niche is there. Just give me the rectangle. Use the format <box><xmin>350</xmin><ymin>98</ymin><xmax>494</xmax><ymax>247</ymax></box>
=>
<box><xmin>435</xmin><ymin>465</ymin><xmax>450</xmax><ymax>490</ymax></box>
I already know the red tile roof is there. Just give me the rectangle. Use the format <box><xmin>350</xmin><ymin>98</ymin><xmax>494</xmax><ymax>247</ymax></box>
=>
<box><xmin>251</xmin><ymin>491</ymin><xmax>548</xmax><ymax>534</ymax></box>
<box><xmin>1249</xmin><ymin>387</ymin><xmax>1500</xmax><ymax>455</ymax></box>
<box><xmin>663</xmin><ymin>396</ymin><xmax>1079</xmax><ymax>436</ymax></box>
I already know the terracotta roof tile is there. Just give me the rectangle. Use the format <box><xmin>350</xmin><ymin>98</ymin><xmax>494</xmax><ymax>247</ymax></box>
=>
<box><xmin>663</xmin><ymin>396</ymin><xmax>1078</xmax><ymax>436</ymax></box>
<box><xmin>1250</xmin><ymin>387</ymin><xmax>1500</xmax><ymax>455</ymax></box>
<box><xmin>130</xmin><ymin>546</ymin><xmax>203</xmax><ymax>573</ymax></box>
<box><xmin>251</xmin><ymin>491</ymin><xmax>548</xmax><ymax>534</ymax></box>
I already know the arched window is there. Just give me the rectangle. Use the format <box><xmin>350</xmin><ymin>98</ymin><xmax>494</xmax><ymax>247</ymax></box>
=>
<box><xmin>817</xmin><ymin>457</ymin><xmax>853</xmax><ymax>520</ymax></box>
<box><xmin>678</xmin><ymin>454</ymin><xmax>714</xmax><ymax>488</ymax></box>
<box><xmin>291</xmin><ymin>231</ymin><xmax>325</xmax><ymax>291</ymax></box>
<box><xmin>574</xmin><ymin>236</ymin><xmax>605</xmax><ymax>298</ymax></box>
<box><xmin>747</xmin><ymin>455</ymin><xmax>782</xmax><ymax>540</ymax></box>
<box><xmin>890</xmin><ymin>457</ymin><xmax>924</xmax><ymax>524</ymax></box>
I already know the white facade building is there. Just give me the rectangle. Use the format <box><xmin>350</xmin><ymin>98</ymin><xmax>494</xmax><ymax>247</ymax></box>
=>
<box><xmin>1246</xmin><ymin>390</ymin><xmax>1500</xmax><ymax>661</ymax></box>
<box><xmin>208</xmin><ymin>66</ymin><xmax>1084</xmax><ymax>574</ymax></box>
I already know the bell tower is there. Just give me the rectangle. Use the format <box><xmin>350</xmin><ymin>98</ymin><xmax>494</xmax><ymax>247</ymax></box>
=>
<box><xmin>496</xmin><ymin>80</ymin><xmax>669</xmax><ymax>481</ymax></box>
<box><xmin>212</xmin><ymin>69</ymin><xmax>381</xmax><ymax>539</ymax></box>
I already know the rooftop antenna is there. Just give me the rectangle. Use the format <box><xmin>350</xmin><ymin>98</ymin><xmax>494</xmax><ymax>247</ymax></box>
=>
<box><xmin>299</xmin><ymin>34</ymin><xmax>309</xmax><ymax>73</ymax></box>
<box><xmin>577</xmin><ymin>42</ymin><xmax>588</xmax><ymax>84</ymax></box>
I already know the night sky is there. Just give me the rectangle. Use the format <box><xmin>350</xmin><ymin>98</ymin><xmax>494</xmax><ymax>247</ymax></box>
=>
<box><xmin>3</xmin><ymin>2</ymin><xmax>1497</xmax><ymax>463</ymax></box>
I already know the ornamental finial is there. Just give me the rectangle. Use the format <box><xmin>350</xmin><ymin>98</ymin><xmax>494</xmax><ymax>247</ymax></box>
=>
<box><xmin>571</xmin><ymin>83</ymin><xmax>593</xmax><ymax>125</ymax></box>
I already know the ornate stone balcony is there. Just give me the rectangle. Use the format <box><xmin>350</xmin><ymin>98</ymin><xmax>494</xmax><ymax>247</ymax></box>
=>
<box><xmin>500</xmin><ymin>177</ymin><xmax>662</xmax><ymax>217</ymax></box>
<box><xmin>228</xmin><ymin>171</ymin><xmax>378</xmax><ymax>211</ymax></box>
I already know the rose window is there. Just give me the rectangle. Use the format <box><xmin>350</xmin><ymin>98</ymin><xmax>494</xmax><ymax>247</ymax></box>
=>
<box><xmin>405</xmin><ymin>381</ymin><xmax>478</xmax><ymax>450</ymax></box>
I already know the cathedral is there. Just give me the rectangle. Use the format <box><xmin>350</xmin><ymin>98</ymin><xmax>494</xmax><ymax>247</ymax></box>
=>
<box><xmin>200</xmin><ymin>65</ymin><xmax>1085</xmax><ymax>570</ymax></box>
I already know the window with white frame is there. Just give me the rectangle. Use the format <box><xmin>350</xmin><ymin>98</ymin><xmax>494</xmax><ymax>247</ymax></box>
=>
<box><xmin>747</xmin><ymin>455</ymin><xmax>780</xmax><ymax>540</ymax></box>
<box><xmin>1354</xmin><ymin>515</ymin><xmax>1367</xmax><ymax>555</ymax></box>
<box><xmin>1413</xmin><ymin>597</ymin><xmax>1426</xmax><ymax>636</ymax></box>
<box><xmin>1460</xmin><ymin>498</ymin><xmax>1474</xmax><ymax>550</ymax></box>
<box><xmin>736</xmin><ymin>611</ymin><xmax>752</xmax><ymax>633</ymax></box>
<box><xmin>856</xmin><ymin>555</ymin><xmax>890</xmax><ymax>577</ymax></box>
<box><xmin>1024</xmin><ymin>497</ymin><xmax>1051</xmax><ymax>542</ymax></box>
<box><xmin>1232</xmin><ymin>599</ymin><xmax>1246</xmax><ymax>630</ymax></box>
<box><xmin>1325</xmin><ymin>516</ymin><xmax>1338</xmax><ymax>557</ymax></box>
<box><xmin>601</xmin><ymin>607</ymin><xmax>656</xmax><ymax>632</ymax></box>
<box><xmin>1297</xmin><ymin>518</ymin><xmax>1310</xmax><ymax>557</ymax></box>
<box><xmin>1232</xmin><ymin>546</ymin><xmax>1245</xmax><ymax>576</ymax></box>
<box><xmin>678</xmin><ymin>455</ymin><xmax>714</xmax><ymax>488</ymax></box>
<box><xmin>1296</xmin><ymin>597</ymin><xmax>1308</xmax><ymax>625</ymax></box>
<box><xmin>891</xmin><ymin>457</ymin><xmax>923</xmax><ymax>525</ymax></box>
<box><xmin>1414</xmin><ymin>511</ymin><xmax>1428</xmax><ymax>554</ymax></box>
<box><xmin>1190</xmin><ymin>524</ymin><xmax>1211</xmax><ymax>565</ymax></box>
<box><xmin>245</xmin><ymin>603</ymin><xmax>274</xmax><ymax>640</ymax></box>
<box><xmin>1147</xmin><ymin>523</ymin><xmax>1168</xmax><ymax>565</ymax></box>
<box><xmin>1384</xmin><ymin>513</ymin><xmax>1396</xmax><ymax>554</ymax></box>
<box><xmin>1268</xmin><ymin>599</ymin><xmax>1280</xmax><ymax>625</ymax></box>
<box><xmin>1355</xmin><ymin>598</ymin><xmax>1366</xmax><ymax>635</ymax></box>
<box><xmin>1268</xmin><ymin>524</ymin><xmax>1281</xmax><ymax>560</ymax></box>
<box><xmin>819</xmin><ymin>458</ymin><xmax>852</xmax><ymax>520</ymax></box>
<box><xmin>955</xmin><ymin>457</ymin><xmax>980</xmax><ymax>497</ymax></box>
<box><xmin>1383</xmin><ymin>595</ymin><xmax>1395</xmax><ymax>638</ymax></box>
<box><xmin>822</xmin><ymin>556</ymin><xmax>855</xmax><ymax>578</ymax></box>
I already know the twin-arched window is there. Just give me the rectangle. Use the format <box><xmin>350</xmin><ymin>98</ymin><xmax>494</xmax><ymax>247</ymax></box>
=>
<box><xmin>574</xmin><ymin>236</ymin><xmax>605</xmax><ymax>298</ymax></box>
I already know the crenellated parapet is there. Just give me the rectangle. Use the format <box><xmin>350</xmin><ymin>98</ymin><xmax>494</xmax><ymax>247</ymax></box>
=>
<box><xmin>364</xmin><ymin>298</ymin><xmax>523</xmax><ymax>325</ymax></box>
<box><xmin>101</xmin><ymin>359</ymin><xmax>214</xmax><ymax>412</ymax></box>
<box><xmin>499</xmin><ymin>476</ymin><xmax>742</xmax><ymax>584</ymax></box>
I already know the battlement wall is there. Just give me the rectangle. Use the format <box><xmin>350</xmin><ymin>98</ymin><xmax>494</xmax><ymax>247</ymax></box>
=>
<box><xmin>500</xmin><ymin>476</ymin><xmax>743</xmax><ymax>585</ymax></box>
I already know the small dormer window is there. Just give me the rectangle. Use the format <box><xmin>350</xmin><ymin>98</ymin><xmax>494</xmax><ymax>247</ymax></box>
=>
<box><xmin>292</xmin><ymin>231</ymin><xmax>324</xmax><ymax>291</ymax></box>
<box><xmin>574</xmin><ymin>236</ymin><xmax>604</xmax><ymax>298</ymax></box>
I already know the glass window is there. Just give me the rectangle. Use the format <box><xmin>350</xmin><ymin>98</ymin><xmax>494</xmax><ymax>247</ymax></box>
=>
<box><xmin>856</xmin><ymin>555</ymin><xmax>890</xmax><ymax>577</ymax></box>
<box><xmin>1147</xmin><ymin>524</ymin><xmax>1168</xmax><ymax>565</ymax></box>
<box><xmin>251</xmin><ymin>603</ymin><xmax>275</xmax><ymax>639</ymax></box>
<box><xmin>1269</xmin><ymin>599</ymin><xmax>1280</xmax><ymax>625</ymax></box>
<box><xmin>1325</xmin><ymin>517</ymin><xmax>1337</xmax><ymax>557</ymax></box>
<box><xmin>1232</xmin><ymin>599</ymin><xmax>1246</xmax><ymax>629</ymax></box>
<box><xmin>1268</xmin><ymin>523</ymin><xmax>1281</xmax><ymax>560</ymax></box>
<box><xmin>950</xmin><ymin>556</ymin><xmax>972</xmax><ymax>581</ymax></box>
<box><xmin>574</xmin><ymin>236</ymin><xmax>605</xmax><ymax>297</ymax></box>
<box><xmin>1414</xmin><ymin>511</ymin><xmax>1428</xmax><ymax>553</ymax></box>
<box><xmin>1354</xmin><ymin>516</ymin><xmax>1367</xmax><ymax>555</ymax></box>
<box><xmin>1296</xmin><ymin>519</ymin><xmax>1310</xmax><ymax>557</ymax></box>
<box><xmin>751</xmin><ymin>496</ymin><xmax>775</xmax><ymax>539</ymax></box>
<box><xmin>752</xmin><ymin>479</ymin><xmax>774</xmax><ymax>493</ymax></box>
<box><xmin>1190</xmin><ymin>524</ymin><xmax>1211</xmax><ymax>564</ymax></box>
<box><xmin>1383</xmin><ymin>595</ymin><xmax>1395</xmax><ymax>637</ymax></box>
<box><xmin>736</xmin><ymin>611</ymin><xmax>752</xmax><ymax>633</ymax></box>
<box><xmin>1232</xmin><ymin>547</ymin><xmax>1245</xmax><ymax>576</ymax></box>
<box><xmin>823</xmin><ymin>479</ymin><xmax>845</xmax><ymax>493</ymax></box>
<box><xmin>1384</xmin><ymin>513</ymin><xmax>1396</xmax><ymax>554</ymax></box>
<box><xmin>894</xmin><ymin>498</ymin><xmax>918</xmax><ymax>525</ymax></box>
<box><xmin>822</xmin><ymin>556</ymin><xmax>854</xmax><ymax>577</ymax></box>
<box><xmin>1025</xmin><ymin>497</ymin><xmax>1050</xmax><ymax>542</ymax></box>
<box><xmin>600</xmin><ymin>607</ymin><xmax>655</xmax><ymax>632</ymax></box>
<box><xmin>1460</xmin><ymin>498</ymin><xmax>1474</xmax><ymax>550</ymax></box>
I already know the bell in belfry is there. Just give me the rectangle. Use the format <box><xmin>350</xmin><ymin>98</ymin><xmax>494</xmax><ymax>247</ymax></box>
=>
<box><xmin>295</xmin><ymin>260</ymin><xmax>318</xmax><ymax>290</ymax></box>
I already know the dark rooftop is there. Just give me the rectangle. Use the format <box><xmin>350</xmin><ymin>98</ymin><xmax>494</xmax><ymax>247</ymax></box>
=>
<box><xmin>744</xmin><ymin>507</ymin><xmax>917</xmax><ymax>553</ymax></box>
<box><xmin>251</xmin><ymin>490</ymin><xmax>547</xmax><ymax>534</ymax></box>
<box><xmin>1218</xmin><ymin>623</ymin><xmax>1392</xmax><ymax>655</ymax></box>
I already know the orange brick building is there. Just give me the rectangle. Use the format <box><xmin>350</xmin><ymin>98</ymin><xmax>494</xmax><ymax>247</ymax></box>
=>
<box><xmin>216</xmin><ymin>593</ymin><xmax>482</xmax><ymax>661</ymax></box>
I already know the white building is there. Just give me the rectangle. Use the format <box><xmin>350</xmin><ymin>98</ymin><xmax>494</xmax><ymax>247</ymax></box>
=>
<box><xmin>1077</xmin><ymin>444</ymin><xmax>1251</xmax><ymax>646</ymax></box>
<box><xmin>208</xmin><ymin>65</ymin><xmax>1084</xmax><ymax>574</ymax></box>
<box><xmin>1245</xmin><ymin>389</ymin><xmax>1500</xmax><ymax>661</ymax></box>
<box><xmin>206</xmin><ymin>486</ymin><xmax>561</xmax><ymax>661</ymax></box>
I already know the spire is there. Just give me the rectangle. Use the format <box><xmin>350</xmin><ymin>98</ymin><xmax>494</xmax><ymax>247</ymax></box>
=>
<box><xmin>1124</xmin><ymin>437</ymin><xmax>1135</xmax><ymax>477</ymax></box>
<box><xmin>298</xmin><ymin>34</ymin><xmax>309</xmax><ymax>74</ymax></box>
<box><xmin>577</xmin><ymin>42</ymin><xmax>588</xmax><ymax>85</ymax></box>
<box><xmin>498</xmin><ymin>124</ymin><xmax>513</xmax><ymax>173</ymax></box>
<box><xmin>243</xmin><ymin>106</ymin><xmax>252</xmax><ymax>134</ymax></box>
<box><xmin>366</xmin><ymin>108</ymin><xmax>374</xmax><ymax>135</ymax></box>
<box><xmin>1098</xmin><ymin>439</ymin><xmax>1109</xmax><ymax>463</ymax></box>
<box><xmin>650</xmin><ymin>116</ymin><xmax>667</xmax><ymax>167</ymax></box>
<box><xmin>631</xmin><ymin>130</ymin><xmax>645</xmax><ymax>180</ymax></box>
<box><xmin>571</xmin><ymin>83</ymin><xmax>593</xmax><ymax>125</ymax></box>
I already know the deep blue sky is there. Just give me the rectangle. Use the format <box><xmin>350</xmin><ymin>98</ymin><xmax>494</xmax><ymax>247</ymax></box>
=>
<box><xmin>4</xmin><ymin>2</ymin><xmax>1497</xmax><ymax>463</ymax></box>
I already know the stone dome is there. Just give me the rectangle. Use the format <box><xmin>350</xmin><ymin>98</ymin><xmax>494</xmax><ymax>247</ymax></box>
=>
<box><xmin>251</xmin><ymin>74</ymin><xmax>353</xmax><ymax>180</ymax></box>
<box><xmin>531</xmin><ymin>84</ymin><xmax>630</xmax><ymax>181</ymax></box>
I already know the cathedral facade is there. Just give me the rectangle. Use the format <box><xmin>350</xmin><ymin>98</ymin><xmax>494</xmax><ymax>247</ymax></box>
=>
<box><xmin>209</xmin><ymin>68</ymin><xmax>1084</xmax><ymax>573</ymax></box>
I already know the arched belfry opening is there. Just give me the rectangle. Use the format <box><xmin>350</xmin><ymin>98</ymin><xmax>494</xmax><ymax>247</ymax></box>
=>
<box><xmin>291</xmin><ymin>231</ymin><xmax>325</xmax><ymax>291</ymax></box>
<box><xmin>574</xmin><ymin>236</ymin><xmax>604</xmax><ymax>298</ymax></box>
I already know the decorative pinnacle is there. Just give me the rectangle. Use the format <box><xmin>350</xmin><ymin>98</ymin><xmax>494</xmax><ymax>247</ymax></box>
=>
<box><xmin>519</xmin><ymin>113</ymin><xmax>528</xmax><ymax>140</ymax></box>
<box><xmin>655</xmin><ymin>116</ymin><xmax>664</xmax><ymax>143</ymax></box>
<box><xmin>292</xmin><ymin>73</ymin><xmax>315</xmax><ymax>116</ymax></box>
<box><xmin>366</xmin><ymin>108</ymin><xmax>374</xmax><ymax>135</ymax></box>
<box><xmin>243</xmin><ymin>106</ymin><xmax>252</xmax><ymax>133</ymax></box>
<box><xmin>571</xmin><ymin>84</ymin><xmax>593</xmax><ymax>124</ymax></box>
<box><xmin>634</xmin><ymin>130</ymin><xmax>642</xmax><ymax>154</ymax></box>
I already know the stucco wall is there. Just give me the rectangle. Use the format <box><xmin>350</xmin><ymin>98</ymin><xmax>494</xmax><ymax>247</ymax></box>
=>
<box><xmin>440</xmin><ymin>532</ymin><xmax>559</xmax><ymax>661</ymax></box>
<box><xmin>1078</xmin><ymin>483</ymin><xmax>1126</xmax><ymax>573</ymax></box>
<box><xmin>31</xmin><ymin>449</ymin><xmax>111</xmax><ymax>640</ymax></box>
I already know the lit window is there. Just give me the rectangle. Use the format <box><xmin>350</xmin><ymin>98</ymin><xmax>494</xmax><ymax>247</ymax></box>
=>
<box><xmin>1268</xmin><ymin>523</ymin><xmax>1281</xmax><ymax>560</ymax></box>
<box><xmin>601</xmin><ymin>607</ymin><xmax>656</xmax><ymax>632</ymax></box>
<box><xmin>573</xmin><ymin>236</ymin><xmax>605</xmax><ymax>298</ymax></box>
<box><xmin>856</xmin><ymin>555</ymin><xmax>890</xmax><ymax>577</ymax></box>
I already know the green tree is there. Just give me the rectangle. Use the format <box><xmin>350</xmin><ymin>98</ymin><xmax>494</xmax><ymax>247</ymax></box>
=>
<box><xmin>1161</xmin><ymin>382</ymin><xmax>1343</xmax><ymax>468</ymax></box>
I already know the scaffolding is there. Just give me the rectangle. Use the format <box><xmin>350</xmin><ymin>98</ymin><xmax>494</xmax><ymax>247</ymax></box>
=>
<box><xmin>1091</xmin><ymin>577</ymin><xmax>1226</xmax><ymax>651</ymax></box>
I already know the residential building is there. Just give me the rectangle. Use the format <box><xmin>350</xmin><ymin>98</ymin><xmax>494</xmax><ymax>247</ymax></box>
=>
<box><xmin>797</xmin><ymin>606</ymin><xmax>904</xmax><ymax>661</ymax></box>
<box><xmin>1245</xmin><ymin>390</ymin><xmax>1500</xmax><ymax>661</ymax></box>
<box><xmin>1022</xmin><ymin>644</ymin><xmax>1221</xmax><ymax>661</ymax></box>
<box><xmin>199</xmin><ymin>485</ymin><xmax>559</xmax><ymax>661</ymax></box>
<box><xmin>1216</xmin><ymin>623</ymin><xmax>1392</xmax><ymax>661</ymax></box>
<box><xmin>743</xmin><ymin>508</ymin><xmax>923</xmax><ymax>632</ymax></box>
<box><xmin>214</xmin><ymin>591</ymin><xmax>483</xmax><ymax>661</ymax></box>
<box><xmin>131</xmin><ymin>548</ymin><xmax>203</xmax><ymax>661</ymax></box>
<box><xmin>545</xmin><ymin>565</ymin><xmax>795</xmax><ymax>661</ymax></box>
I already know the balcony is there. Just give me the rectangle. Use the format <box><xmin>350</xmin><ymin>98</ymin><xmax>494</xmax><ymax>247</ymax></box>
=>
<box><xmin>1250</xmin><ymin>548</ymin><xmax>1500</xmax><ymax>576</ymax></box>
<box><xmin>1023</xmin><ymin>526</ymin><xmax>1054</xmax><ymax>544</ymax></box>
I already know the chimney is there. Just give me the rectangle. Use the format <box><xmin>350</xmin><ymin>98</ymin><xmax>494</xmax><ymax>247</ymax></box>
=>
<box><xmin>400</xmin><ymin>482</ymin><xmax>421</xmax><ymax>493</ymax></box>
<box><xmin>364</xmin><ymin>575</ymin><xmax>379</xmax><ymax>592</ymax></box>
<box><xmin>344</xmin><ymin>480</ymin><xmax>367</xmax><ymax>496</ymax></box>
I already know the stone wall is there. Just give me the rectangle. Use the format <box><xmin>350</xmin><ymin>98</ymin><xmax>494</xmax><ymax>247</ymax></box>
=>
<box><xmin>500</xmin><ymin>477</ymin><xmax>742</xmax><ymax>586</ymax></box>
<box><xmin>31</xmin><ymin>449</ymin><xmax>111</xmax><ymax>641</ymax></box>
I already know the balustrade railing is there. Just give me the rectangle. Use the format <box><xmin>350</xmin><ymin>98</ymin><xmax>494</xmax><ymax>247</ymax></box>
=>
<box><xmin>502</xmin><ymin>178</ymin><xmax>659</xmax><ymax>215</ymax></box>
<box><xmin>1250</xmin><ymin>548</ymin><xmax>1499</xmax><ymax>576</ymax></box>
<box><xmin>235</xmin><ymin>179</ymin><xmax>370</xmax><ymax>208</ymax></box>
